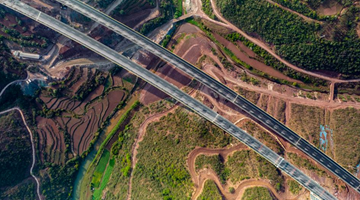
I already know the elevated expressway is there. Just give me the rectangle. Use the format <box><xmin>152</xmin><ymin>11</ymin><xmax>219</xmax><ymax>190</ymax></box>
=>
<box><xmin>0</xmin><ymin>0</ymin><xmax>336</xmax><ymax>199</ymax></box>
<box><xmin>53</xmin><ymin>0</ymin><xmax>360</xmax><ymax>194</ymax></box>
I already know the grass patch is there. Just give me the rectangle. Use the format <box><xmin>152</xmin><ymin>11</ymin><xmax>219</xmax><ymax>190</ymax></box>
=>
<box><xmin>226</xmin><ymin>150</ymin><xmax>283</xmax><ymax>190</ymax></box>
<box><xmin>288</xmin><ymin>104</ymin><xmax>324</xmax><ymax>147</ymax></box>
<box><xmin>241</xmin><ymin>187</ymin><xmax>273</xmax><ymax>200</ymax></box>
<box><xmin>330</xmin><ymin>107</ymin><xmax>360</xmax><ymax>172</ymax></box>
<box><xmin>237</xmin><ymin>87</ymin><xmax>260</xmax><ymax>104</ymax></box>
<box><xmin>91</xmin><ymin>150</ymin><xmax>110</xmax><ymax>188</ymax></box>
<box><xmin>242</xmin><ymin>121</ymin><xmax>284</xmax><ymax>155</ymax></box>
<box><xmin>197</xmin><ymin>180</ymin><xmax>222</xmax><ymax>200</ymax></box>
<box><xmin>93</xmin><ymin>157</ymin><xmax>115</xmax><ymax>200</ymax></box>
<box><xmin>288</xmin><ymin>180</ymin><xmax>302</xmax><ymax>195</ymax></box>
<box><xmin>287</xmin><ymin>152</ymin><xmax>326</xmax><ymax>176</ymax></box>
<box><xmin>90</xmin><ymin>100</ymin><xmax>140</xmax><ymax>168</ymax></box>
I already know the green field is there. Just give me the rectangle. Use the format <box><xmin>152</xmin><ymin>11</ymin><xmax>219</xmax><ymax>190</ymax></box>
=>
<box><xmin>93</xmin><ymin>158</ymin><xmax>115</xmax><ymax>200</ymax></box>
<box><xmin>91</xmin><ymin>150</ymin><xmax>110</xmax><ymax>188</ymax></box>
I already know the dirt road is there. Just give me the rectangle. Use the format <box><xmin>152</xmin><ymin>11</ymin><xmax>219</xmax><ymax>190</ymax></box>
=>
<box><xmin>265</xmin><ymin>0</ymin><xmax>323</xmax><ymax>24</ymax></box>
<box><xmin>0</xmin><ymin>107</ymin><xmax>42</xmax><ymax>200</ymax></box>
<box><xmin>126</xmin><ymin>104</ymin><xmax>179</xmax><ymax>200</ymax></box>
<box><xmin>191</xmin><ymin>0</ymin><xmax>360</xmax><ymax>83</ymax></box>
<box><xmin>187</xmin><ymin>144</ymin><xmax>284</xmax><ymax>200</ymax></box>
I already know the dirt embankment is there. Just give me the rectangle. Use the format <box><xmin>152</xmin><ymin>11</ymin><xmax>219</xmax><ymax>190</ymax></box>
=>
<box><xmin>126</xmin><ymin>104</ymin><xmax>179</xmax><ymax>200</ymax></box>
<box><xmin>187</xmin><ymin>144</ymin><xmax>286</xmax><ymax>200</ymax></box>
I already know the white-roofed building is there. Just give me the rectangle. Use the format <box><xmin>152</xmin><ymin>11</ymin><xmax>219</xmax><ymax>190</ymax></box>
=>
<box><xmin>12</xmin><ymin>50</ymin><xmax>41</xmax><ymax>60</ymax></box>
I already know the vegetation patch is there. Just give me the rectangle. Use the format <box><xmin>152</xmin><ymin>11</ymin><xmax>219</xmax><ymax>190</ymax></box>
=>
<box><xmin>140</xmin><ymin>0</ymin><xmax>176</xmax><ymax>35</ymax></box>
<box><xmin>197</xmin><ymin>180</ymin><xmax>222</xmax><ymax>200</ymax></box>
<box><xmin>330</xmin><ymin>107</ymin><xmax>360</xmax><ymax>172</ymax></box>
<box><xmin>201</xmin><ymin>0</ymin><xmax>217</xmax><ymax>20</ymax></box>
<box><xmin>196</xmin><ymin>155</ymin><xmax>229</xmax><ymax>183</ymax></box>
<box><xmin>0</xmin><ymin>181</ymin><xmax>36</xmax><ymax>200</ymax></box>
<box><xmin>226</xmin><ymin>150</ymin><xmax>283</xmax><ymax>191</ymax></box>
<box><xmin>217</xmin><ymin>0</ymin><xmax>360</xmax><ymax>78</ymax></box>
<box><xmin>288</xmin><ymin>180</ymin><xmax>302</xmax><ymax>195</ymax></box>
<box><xmin>288</xmin><ymin>103</ymin><xmax>324</xmax><ymax>146</ymax></box>
<box><xmin>93</xmin><ymin>157</ymin><xmax>115</xmax><ymax>200</ymax></box>
<box><xmin>91</xmin><ymin>149</ymin><xmax>110</xmax><ymax>188</ymax></box>
<box><xmin>241</xmin><ymin>187</ymin><xmax>273</xmax><ymax>200</ymax></box>
<box><xmin>0</xmin><ymin>111</ymin><xmax>31</xmax><ymax>187</ymax></box>
<box><xmin>132</xmin><ymin>108</ymin><xmax>234</xmax><ymax>199</ymax></box>
<box><xmin>287</xmin><ymin>152</ymin><xmax>326</xmax><ymax>176</ymax></box>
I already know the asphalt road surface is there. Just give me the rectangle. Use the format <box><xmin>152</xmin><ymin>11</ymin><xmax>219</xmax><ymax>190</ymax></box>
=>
<box><xmin>0</xmin><ymin>0</ymin><xmax>336</xmax><ymax>199</ymax></box>
<box><xmin>52</xmin><ymin>0</ymin><xmax>360</xmax><ymax>194</ymax></box>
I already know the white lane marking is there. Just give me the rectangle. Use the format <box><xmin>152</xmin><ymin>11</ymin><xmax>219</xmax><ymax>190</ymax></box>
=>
<box><xmin>232</xmin><ymin>95</ymin><xmax>238</xmax><ymax>103</ymax></box>
<box><xmin>276</xmin><ymin>157</ymin><xmax>284</xmax><ymax>168</ymax></box>
<box><xmin>212</xmin><ymin>113</ymin><xmax>219</xmax><ymax>123</ymax></box>
<box><xmin>36</xmin><ymin>12</ymin><xmax>41</xmax><ymax>21</ymax></box>
<box><xmin>295</xmin><ymin>137</ymin><xmax>301</xmax><ymax>146</ymax></box>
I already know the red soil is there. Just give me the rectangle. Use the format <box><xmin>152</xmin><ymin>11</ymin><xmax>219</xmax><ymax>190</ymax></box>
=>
<box><xmin>113</xmin><ymin>6</ymin><xmax>152</xmax><ymax>29</ymax></box>
<box><xmin>175</xmin><ymin>23</ymin><xmax>200</xmax><ymax>36</ymax></box>
<box><xmin>213</xmin><ymin>33</ymin><xmax>300</xmax><ymax>83</ymax></box>
<box><xmin>69</xmin><ymin>68</ymin><xmax>87</xmax><ymax>94</ymax></box>
<box><xmin>39</xmin><ymin>95</ymin><xmax>53</xmax><ymax>104</ymax></box>
<box><xmin>36</xmin><ymin>117</ymin><xmax>65</xmax><ymax>164</ymax></box>
<box><xmin>72</xmin><ymin>115</ymin><xmax>91</xmax><ymax>155</ymax></box>
<box><xmin>46</xmin><ymin>98</ymin><xmax>58</xmax><ymax>109</ymax></box>
<box><xmin>85</xmin><ymin>85</ymin><xmax>104</xmax><ymax>102</ymax></box>
<box><xmin>112</xmin><ymin>72</ymin><xmax>123</xmax><ymax>87</ymax></box>
<box><xmin>104</xmin><ymin>89</ymin><xmax>125</xmax><ymax>118</ymax></box>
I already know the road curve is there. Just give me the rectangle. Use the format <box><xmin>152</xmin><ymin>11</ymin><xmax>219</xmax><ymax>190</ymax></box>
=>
<box><xmin>0</xmin><ymin>107</ymin><xmax>41</xmax><ymax>200</ymax></box>
<box><xmin>187</xmin><ymin>145</ymin><xmax>283</xmax><ymax>200</ymax></box>
<box><xmin>0</xmin><ymin>1</ymin><xmax>335</xmax><ymax>199</ymax></box>
<box><xmin>53</xmin><ymin>0</ymin><xmax>360</xmax><ymax>194</ymax></box>
<box><xmin>206</xmin><ymin>0</ymin><xmax>360</xmax><ymax>83</ymax></box>
<box><xmin>127</xmin><ymin>105</ymin><xmax>179</xmax><ymax>200</ymax></box>
<box><xmin>0</xmin><ymin>74</ymin><xmax>28</xmax><ymax>97</ymax></box>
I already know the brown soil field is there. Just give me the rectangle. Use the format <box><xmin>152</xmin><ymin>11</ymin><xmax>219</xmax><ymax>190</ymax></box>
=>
<box><xmin>36</xmin><ymin>117</ymin><xmax>65</xmax><ymax>164</ymax></box>
<box><xmin>85</xmin><ymin>85</ymin><xmax>104</xmax><ymax>102</ymax></box>
<box><xmin>136</xmin><ymin>51</ymin><xmax>158</xmax><ymax>68</ymax></box>
<box><xmin>112</xmin><ymin>72</ymin><xmax>124</xmax><ymax>87</ymax></box>
<box><xmin>50</xmin><ymin>97</ymin><xmax>68</xmax><ymax>110</ymax></box>
<box><xmin>317</xmin><ymin>1</ymin><xmax>343</xmax><ymax>16</ymax></box>
<box><xmin>104</xmin><ymin>89</ymin><xmax>125</xmax><ymax>117</ymax></box>
<box><xmin>72</xmin><ymin>115</ymin><xmax>91</xmax><ymax>155</ymax></box>
<box><xmin>213</xmin><ymin>33</ymin><xmax>301</xmax><ymax>83</ymax></box>
<box><xmin>40</xmin><ymin>95</ymin><xmax>53</xmax><ymax>104</ymax></box>
<box><xmin>45</xmin><ymin>97</ymin><xmax>58</xmax><ymax>109</ymax></box>
<box><xmin>175</xmin><ymin>23</ymin><xmax>201</xmax><ymax>36</ymax></box>
<box><xmin>100</xmin><ymin>95</ymin><xmax>110</xmax><ymax>123</ymax></box>
<box><xmin>69</xmin><ymin>68</ymin><xmax>87</xmax><ymax>94</ymax></box>
<box><xmin>73</xmin><ymin>101</ymin><xmax>88</xmax><ymax>115</ymax></box>
<box><xmin>112</xmin><ymin>0</ymin><xmax>154</xmax><ymax>29</ymax></box>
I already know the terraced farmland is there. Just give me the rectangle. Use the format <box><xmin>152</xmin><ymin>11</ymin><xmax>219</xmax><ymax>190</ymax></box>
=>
<box><xmin>36</xmin><ymin>67</ymin><xmax>134</xmax><ymax>163</ymax></box>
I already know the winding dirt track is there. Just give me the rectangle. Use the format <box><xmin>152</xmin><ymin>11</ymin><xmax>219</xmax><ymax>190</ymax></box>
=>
<box><xmin>265</xmin><ymin>0</ymin><xmax>323</xmax><ymax>24</ymax></box>
<box><xmin>192</xmin><ymin>0</ymin><xmax>360</xmax><ymax>83</ymax></box>
<box><xmin>0</xmin><ymin>107</ymin><xmax>42</xmax><ymax>200</ymax></box>
<box><xmin>187</xmin><ymin>144</ymin><xmax>283</xmax><ymax>200</ymax></box>
<box><xmin>126</xmin><ymin>104</ymin><xmax>179</xmax><ymax>200</ymax></box>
